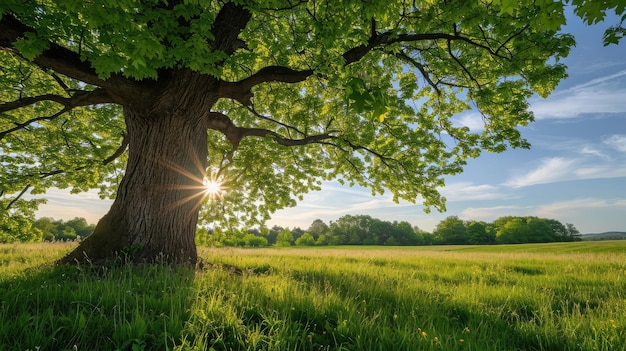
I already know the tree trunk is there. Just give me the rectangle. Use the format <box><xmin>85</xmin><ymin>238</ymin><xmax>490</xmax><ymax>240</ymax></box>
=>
<box><xmin>59</xmin><ymin>74</ymin><xmax>216</xmax><ymax>265</ymax></box>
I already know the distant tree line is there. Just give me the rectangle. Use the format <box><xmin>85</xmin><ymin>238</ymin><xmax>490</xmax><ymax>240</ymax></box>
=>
<box><xmin>0</xmin><ymin>216</ymin><xmax>95</xmax><ymax>243</ymax></box>
<box><xmin>0</xmin><ymin>213</ymin><xmax>582</xmax><ymax>246</ymax></box>
<box><xmin>197</xmin><ymin>214</ymin><xmax>581</xmax><ymax>247</ymax></box>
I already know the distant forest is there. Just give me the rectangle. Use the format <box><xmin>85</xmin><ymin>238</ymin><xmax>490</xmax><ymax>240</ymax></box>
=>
<box><xmin>196</xmin><ymin>215</ymin><xmax>584</xmax><ymax>247</ymax></box>
<box><xmin>0</xmin><ymin>217</ymin><xmax>95</xmax><ymax>243</ymax></box>
<box><xmin>4</xmin><ymin>214</ymin><xmax>622</xmax><ymax>246</ymax></box>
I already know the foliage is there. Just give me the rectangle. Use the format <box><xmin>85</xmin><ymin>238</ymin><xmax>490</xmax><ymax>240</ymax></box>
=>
<box><xmin>3</xmin><ymin>0</ymin><xmax>608</xmax><ymax>231</ymax></box>
<box><xmin>2</xmin><ymin>243</ymin><xmax>625</xmax><ymax>350</ymax></box>
<box><xmin>198</xmin><ymin>214</ymin><xmax>581</xmax><ymax>248</ymax></box>
<box><xmin>275</xmin><ymin>228</ymin><xmax>294</xmax><ymax>247</ymax></box>
<box><xmin>466</xmin><ymin>221</ymin><xmax>495</xmax><ymax>245</ymax></box>
<box><xmin>433</xmin><ymin>216</ymin><xmax>468</xmax><ymax>244</ymax></box>
<box><xmin>29</xmin><ymin>217</ymin><xmax>96</xmax><ymax>242</ymax></box>
<box><xmin>0</xmin><ymin>212</ymin><xmax>42</xmax><ymax>243</ymax></box>
<box><xmin>243</xmin><ymin>233</ymin><xmax>268</xmax><ymax>247</ymax></box>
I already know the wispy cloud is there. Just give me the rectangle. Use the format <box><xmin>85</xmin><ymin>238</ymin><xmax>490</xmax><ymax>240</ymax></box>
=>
<box><xmin>573</xmin><ymin>165</ymin><xmax>626</xmax><ymax>179</ymax></box>
<box><xmin>533</xmin><ymin>198</ymin><xmax>626</xmax><ymax>218</ymax></box>
<box><xmin>579</xmin><ymin>145</ymin><xmax>610</xmax><ymax>160</ymax></box>
<box><xmin>34</xmin><ymin>188</ymin><xmax>111</xmax><ymax>224</ymax></box>
<box><xmin>505</xmin><ymin>157</ymin><xmax>577</xmax><ymax>188</ymax></box>
<box><xmin>604</xmin><ymin>134</ymin><xmax>626</xmax><ymax>152</ymax></box>
<box><xmin>568</xmin><ymin>70</ymin><xmax>626</xmax><ymax>90</ymax></box>
<box><xmin>460</xmin><ymin>198</ymin><xmax>626</xmax><ymax>230</ymax></box>
<box><xmin>505</xmin><ymin>155</ymin><xmax>626</xmax><ymax>188</ymax></box>
<box><xmin>461</xmin><ymin>205</ymin><xmax>526</xmax><ymax>220</ymax></box>
<box><xmin>440</xmin><ymin>182</ymin><xmax>513</xmax><ymax>201</ymax></box>
<box><xmin>530</xmin><ymin>70</ymin><xmax>626</xmax><ymax>119</ymax></box>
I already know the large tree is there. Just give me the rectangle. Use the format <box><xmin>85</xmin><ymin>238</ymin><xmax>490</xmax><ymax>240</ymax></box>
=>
<box><xmin>0</xmin><ymin>1</ymin><xmax>622</xmax><ymax>264</ymax></box>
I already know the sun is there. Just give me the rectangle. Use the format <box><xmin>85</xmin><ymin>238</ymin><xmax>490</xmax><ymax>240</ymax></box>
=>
<box><xmin>203</xmin><ymin>178</ymin><xmax>223</xmax><ymax>196</ymax></box>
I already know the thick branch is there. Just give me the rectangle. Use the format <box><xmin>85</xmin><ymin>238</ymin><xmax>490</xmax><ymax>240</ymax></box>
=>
<box><xmin>207</xmin><ymin>112</ymin><xmax>334</xmax><ymax>149</ymax></box>
<box><xmin>219</xmin><ymin>27</ymin><xmax>512</xmax><ymax>105</ymax></box>
<box><xmin>219</xmin><ymin>66</ymin><xmax>314</xmax><ymax>106</ymax></box>
<box><xmin>210</xmin><ymin>2</ymin><xmax>252</xmax><ymax>56</ymax></box>
<box><xmin>0</xmin><ymin>94</ymin><xmax>70</xmax><ymax>113</ymax></box>
<box><xmin>0</xmin><ymin>14</ymin><xmax>108</xmax><ymax>87</ymax></box>
<box><xmin>0</xmin><ymin>88</ymin><xmax>113</xmax><ymax>114</ymax></box>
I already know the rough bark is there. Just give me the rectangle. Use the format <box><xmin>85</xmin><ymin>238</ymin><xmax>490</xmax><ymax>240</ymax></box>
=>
<box><xmin>59</xmin><ymin>72</ymin><xmax>218</xmax><ymax>265</ymax></box>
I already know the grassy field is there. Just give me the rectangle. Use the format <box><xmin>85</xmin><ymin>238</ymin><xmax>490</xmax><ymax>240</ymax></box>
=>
<box><xmin>1</xmin><ymin>242</ymin><xmax>625</xmax><ymax>350</ymax></box>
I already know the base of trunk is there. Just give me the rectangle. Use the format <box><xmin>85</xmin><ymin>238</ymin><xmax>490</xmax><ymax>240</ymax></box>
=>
<box><xmin>57</xmin><ymin>214</ymin><xmax>198</xmax><ymax>266</ymax></box>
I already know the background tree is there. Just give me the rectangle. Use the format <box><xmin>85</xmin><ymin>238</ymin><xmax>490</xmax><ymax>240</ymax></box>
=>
<box><xmin>466</xmin><ymin>221</ymin><xmax>495</xmax><ymax>245</ymax></box>
<box><xmin>495</xmin><ymin>217</ymin><xmax>528</xmax><ymax>244</ymax></box>
<box><xmin>391</xmin><ymin>221</ymin><xmax>422</xmax><ymax>246</ymax></box>
<box><xmin>243</xmin><ymin>233</ymin><xmax>268</xmax><ymax>247</ymax></box>
<box><xmin>294</xmin><ymin>232</ymin><xmax>316</xmax><ymax>246</ymax></box>
<box><xmin>275</xmin><ymin>228</ymin><xmax>294</xmax><ymax>247</ymax></box>
<box><xmin>33</xmin><ymin>217</ymin><xmax>56</xmax><ymax>242</ymax></box>
<box><xmin>307</xmin><ymin>219</ymin><xmax>330</xmax><ymax>241</ymax></box>
<box><xmin>2</xmin><ymin>1</ymin><xmax>620</xmax><ymax>264</ymax></box>
<box><xmin>565</xmin><ymin>223</ymin><xmax>582</xmax><ymax>242</ymax></box>
<box><xmin>434</xmin><ymin>216</ymin><xmax>468</xmax><ymax>245</ymax></box>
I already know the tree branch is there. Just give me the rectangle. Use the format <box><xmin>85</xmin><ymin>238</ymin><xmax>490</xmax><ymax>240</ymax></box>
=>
<box><xmin>21</xmin><ymin>133</ymin><xmax>129</xmax><ymax>181</ymax></box>
<box><xmin>102</xmin><ymin>133</ymin><xmax>129</xmax><ymax>165</ymax></box>
<box><xmin>446</xmin><ymin>39</ymin><xmax>481</xmax><ymax>88</ymax></box>
<box><xmin>0</xmin><ymin>89</ymin><xmax>114</xmax><ymax>141</ymax></box>
<box><xmin>0</xmin><ymin>107</ymin><xmax>70</xmax><ymax>142</ymax></box>
<box><xmin>245</xmin><ymin>105</ymin><xmax>305</xmax><ymax>136</ymax></box>
<box><xmin>5</xmin><ymin>184</ymin><xmax>31</xmax><ymax>210</ymax></box>
<box><xmin>0</xmin><ymin>14</ymin><xmax>108</xmax><ymax>88</ymax></box>
<box><xmin>210</xmin><ymin>2</ymin><xmax>252</xmax><ymax>56</ymax></box>
<box><xmin>218</xmin><ymin>25</ymin><xmax>516</xmax><ymax>106</ymax></box>
<box><xmin>219</xmin><ymin>66</ymin><xmax>314</xmax><ymax>106</ymax></box>
<box><xmin>394</xmin><ymin>51</ymin><xmax>441</xmax><ymax>95</ymax></box>
<box><xmin>207</xmin><ymin>111</ymin><xmax>334</xmax><ymax>149</ymax></box>
<box><xmin>0</xmin><ymin>88</ymin><xmax>113</xmax><ymax>114</ymax></box>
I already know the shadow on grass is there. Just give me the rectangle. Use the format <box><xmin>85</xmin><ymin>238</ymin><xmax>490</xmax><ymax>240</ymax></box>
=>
<box><xmin>0</xmin><ymin>263</ymin><xmax>195</xmax><ymax>351</ymax></box>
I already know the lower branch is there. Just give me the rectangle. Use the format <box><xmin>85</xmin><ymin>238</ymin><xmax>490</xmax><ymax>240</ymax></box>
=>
<box><xmin>4</xmin><ymin>184</ymin><xmax>31</xmax><ymax>210</ymax></box>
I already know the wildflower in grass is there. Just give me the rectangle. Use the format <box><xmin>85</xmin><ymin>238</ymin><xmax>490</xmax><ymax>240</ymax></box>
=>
<box><xmin>422</xmin><ymin>331</ymin><xmax>427</xmax><ymax>338</ymax></box>
<box><xmin>433</xmin><ymin>337</ymin><xmax>439</xmax><ymax>343</ymax></box>
<box><xmin>464</xmin><ymin>327</ymin><xmax>470</xmax><ymax>333</ymax></box>
<box><xmin>459</xmin><ymin>339</ymin><xmax>465</xmax><ymax>343</ymax></box>
<box><xmin>393</xmin><ymin>314</ymin><xmax>398</xmax><ymax>320</ymax></box>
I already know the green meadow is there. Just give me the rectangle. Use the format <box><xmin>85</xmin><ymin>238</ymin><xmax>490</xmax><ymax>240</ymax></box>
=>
<box><xmin>1</xmin><ymin>241</ymin><xmax>625</xmax><ymax>350</ymax></box>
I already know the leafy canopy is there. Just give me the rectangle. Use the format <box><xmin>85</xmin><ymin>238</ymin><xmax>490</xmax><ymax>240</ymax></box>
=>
<box><xmin>1</xmin><ymin>0</ymin><xmax>620</xmax><ymax>228</ymax></box>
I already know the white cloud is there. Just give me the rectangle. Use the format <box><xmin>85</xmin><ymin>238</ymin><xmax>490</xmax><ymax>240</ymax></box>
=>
<box><xmin>604</xmin><ymin>134</ymin><xmax>626</xmax><ymax>152</ymax></box>
<box><xmin>440</xmin><ymin>182</ymin><xmax>512</xmax><ymax>201</ymax></box>
<box><xmin>461</xmin><ymin>205</ymin><xmax>526</xmax><ymax>220</ymax></box>
<box><xmin>573</xmin><ymin>165</ymin><xmax>626</xmax><ymax>179</ymax></box>
<box><xmin>34</xmin><ymin>188</ymin><xmax>112</xmax><ymax>224</ymax></box>
<box><xmin>530</xmin><ymin>70</ymin><xmax>626</xmax><ymax>119</ymax></box>
<box><xmin>505</xmin><ymin>157</ymin><xmax>577</xmax><ymax>188</ymax></box>
<box><xmin>579</xmin><ymin>145</ymin><xmax>610</xmax><ymax>160</ymax></box>
<box><xmin>568</xmin><ymin>70</ymin><xmax>626</xmax><ymax>90</ymax></box>
<box><xmin>453</xmin><ymin>112</ymin><xmax>485</xmax><ymax>131</ymax></box>
<box><xmin>532</xmin><ymin>198</ymin><xmax>626</xmax><ymax>218</ymax></box>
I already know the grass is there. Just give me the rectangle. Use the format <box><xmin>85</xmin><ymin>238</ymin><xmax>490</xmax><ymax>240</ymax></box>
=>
<box><xmin>1</xmin><ymin>241</ymin><xmax>625</xmax><ymax>350</ymax></box>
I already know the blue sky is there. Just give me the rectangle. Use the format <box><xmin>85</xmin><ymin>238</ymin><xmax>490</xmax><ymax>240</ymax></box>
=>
<box><xmin>36</xmin><ymin>11</ymin><xmax>626</xmax><ymax>234</ymax></box>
